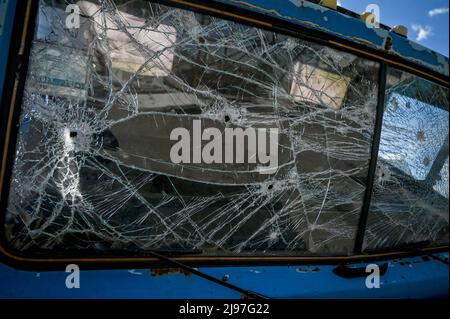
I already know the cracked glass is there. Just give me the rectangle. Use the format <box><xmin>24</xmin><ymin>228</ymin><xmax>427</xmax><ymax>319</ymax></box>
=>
<box><xmin>4</xmin><ymin>0</ymin><xmax>380</xmax><ymax>257</ymax></box>
<box><xmin>364</xmin><ymin>67</ymin><xmax>449</xmax><ymax>251</ymax></box>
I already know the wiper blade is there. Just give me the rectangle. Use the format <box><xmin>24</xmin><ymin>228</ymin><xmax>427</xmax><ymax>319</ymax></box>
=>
<box><xmin>426</xmin><ymin>253</ymin><xmax>449</xmax><ymax>265</ymax></box>
<box><xmin>146</xmin><ymin>250</ymin><xmax>270</xmax><ymax>299</ymax></box>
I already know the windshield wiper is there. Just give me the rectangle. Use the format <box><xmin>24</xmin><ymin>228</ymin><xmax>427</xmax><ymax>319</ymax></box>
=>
<box><xmin>145</xmin><ymin>250</ymin><xmax>269</xmax><ymax>299</ymax></box>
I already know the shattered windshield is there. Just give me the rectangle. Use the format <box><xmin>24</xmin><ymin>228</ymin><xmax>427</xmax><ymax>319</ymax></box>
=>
<box><xmin>4</xmin><ymin>0</ymin><xmax>418</xmax><ymax>258</ymax></box>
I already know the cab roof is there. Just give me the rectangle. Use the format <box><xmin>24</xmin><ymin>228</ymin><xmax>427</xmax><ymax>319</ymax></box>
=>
<box><xmin>214</xmin><ymin>0</ymin><xmax>449</xmax><ymax>78</ymax></box>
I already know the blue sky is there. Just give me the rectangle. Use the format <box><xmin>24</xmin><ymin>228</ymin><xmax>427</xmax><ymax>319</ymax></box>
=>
<box><xmin>338</xmin><ymin>0</ymin><xmax>449</xmax><ymax>57</ymax></box>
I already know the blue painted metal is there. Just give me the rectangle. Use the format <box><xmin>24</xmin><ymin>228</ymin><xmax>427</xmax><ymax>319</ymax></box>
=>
<box><xmin>213</xmin><ymin>0</ymin><xmax>449</xmax><ymax>77</ymax></box>
<box><xmin>0</xmin><ymin>0</ymin><xmax>448</xmax><ymax>299</ymax></box>
<box><xmin>0</xmin><ymin>0</ymin><xmax>17</xmax><ymax>99</ymax></box>
<box><xmin>0</xmin><ymin>254</ymin><xmax>448</xmax><ymax>298</ymax></box>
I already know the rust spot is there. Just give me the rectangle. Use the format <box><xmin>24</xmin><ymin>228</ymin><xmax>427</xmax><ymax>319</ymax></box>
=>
<box><xmin>240</xmin><ymin>292</ymin><xmax>258</xmax><ymax>299</ymax></box>
<box><xmin>150</xmin><ymin>267</ymin><xmax>192</xmax><ymax>277</ymax></box>
<box><xmin>384</xmin><ymin>37</ymin><xmax>393</xmax><ymax>51</ymax></box>
<box><xmin>296</xmin><ymin>267</ymin><xmax>321</xmax><ymax>273</ymax></box>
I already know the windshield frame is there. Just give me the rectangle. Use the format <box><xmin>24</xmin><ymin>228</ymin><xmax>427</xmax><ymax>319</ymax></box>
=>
<box><xmin>0</xmin><ymin>0</ymin><xmax>448</xmax><ymax>269</ymax></box>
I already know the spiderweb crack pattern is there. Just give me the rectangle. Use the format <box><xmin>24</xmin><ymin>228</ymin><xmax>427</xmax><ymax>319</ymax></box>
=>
<box><xmin>6</xmin><ymin>0</ymin><xmax>386</xmax><ymax>255</ymax></box>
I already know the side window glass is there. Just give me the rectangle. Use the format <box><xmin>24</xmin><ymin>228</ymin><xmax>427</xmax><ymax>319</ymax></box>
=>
<box><xmin>364</xmin><ymin>68</ymin><xmax>449</xmax><ymax>250</ymax></box>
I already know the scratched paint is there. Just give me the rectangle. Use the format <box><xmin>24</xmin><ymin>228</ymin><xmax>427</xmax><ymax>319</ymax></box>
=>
<box><xmin>218</xmin><ymin>0</ymin><xmax>449</xmax><ymax>76</ymax></box>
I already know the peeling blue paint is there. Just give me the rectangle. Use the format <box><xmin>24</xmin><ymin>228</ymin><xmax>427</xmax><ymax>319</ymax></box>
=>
<box><xmin>0</xmin><ymin>254</ymin><xmax>448</xmax><ymax>298</ymax></box>
<box><xmin>215</xmin><ymin>0</ymin><xmax>449</xmax><ymax>77</ymax></box>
